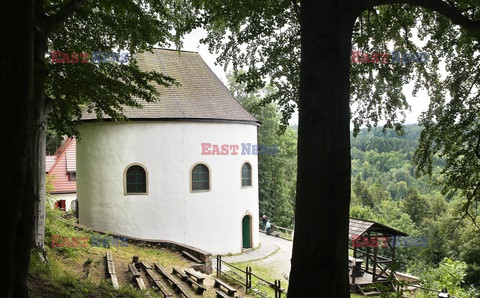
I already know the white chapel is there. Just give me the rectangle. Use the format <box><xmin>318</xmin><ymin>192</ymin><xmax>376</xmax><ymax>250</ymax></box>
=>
<box><xmin>76</xmin><ymin>49</ymin><xmax>260</xmax><ymax>254</ymax></box>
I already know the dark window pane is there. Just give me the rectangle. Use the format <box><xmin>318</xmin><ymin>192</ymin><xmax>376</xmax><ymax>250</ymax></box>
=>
<box><xmin>242</xmin><ymin>163</ymin><xmax>251</xmax><ymax>186</ymax></box>
<box><xmin>126</xmin><ymin>165</ymin><xmax>147</xmax><ymax>193</ymax></box>
<box><xmin>192</xmin><ymin>164</ymin><xmax>209</xmax><ymax>190</ymax></box>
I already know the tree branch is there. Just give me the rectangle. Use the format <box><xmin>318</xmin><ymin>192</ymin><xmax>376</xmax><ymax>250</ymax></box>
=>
<box><xmin>290</xmin><ymin>0</ymin><xmax>300</xmax><ymax>20</ymax></box>
<box><xmin>358</xmin><ymin>0</ymin><xmax>480</xmax><ymax>35</ymax></box>
<box><xmin>42</xmin><ymin>0</ymin><xmax>89</xmax><ymax>35</ymax></box>
<box><xmin>476</xmin><ymin>133</ymin><xmax>480</xmax><ymax>160</ymax></box>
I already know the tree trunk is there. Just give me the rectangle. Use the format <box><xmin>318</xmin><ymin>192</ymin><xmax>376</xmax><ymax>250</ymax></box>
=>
<box><xmin>33</xmin><ymin>25</ymin><xmax>49</xmax><ymax>252</ymax></box>
<box><xmin>0</xmin><ymin>1</ymin><xmax>36</xmax><ymax>297</ymax></box>
<box><xmin>288</xmin><ymin>1</ymin><xmax>356</xmax><ymax>297</ymax></box>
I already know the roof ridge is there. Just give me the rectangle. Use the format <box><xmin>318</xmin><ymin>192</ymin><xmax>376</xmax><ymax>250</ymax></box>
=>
<box><xmin>150</xmin><ymin>47</ymin><xmax>198</xmax><ymax>54</ymax></box>
<box><xmin>49</xmin><ymin>138</ymin><xmax>74</xmax><ymax>173</ymax></box>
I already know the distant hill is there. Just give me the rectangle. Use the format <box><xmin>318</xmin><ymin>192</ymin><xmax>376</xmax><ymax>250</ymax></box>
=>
<box><xmin>350</xmin><ymin>124</ymin><xmax>444</xmax><ymax>200</ymax></box>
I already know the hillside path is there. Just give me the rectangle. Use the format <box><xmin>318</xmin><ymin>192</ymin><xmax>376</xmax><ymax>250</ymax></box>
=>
<box><xmin>219</xmin><ymin>232</ymin><xmax>293</xmax><ymax>279</ymax></box>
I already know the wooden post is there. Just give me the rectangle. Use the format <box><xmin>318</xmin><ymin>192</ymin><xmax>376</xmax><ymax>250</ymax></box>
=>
<box><xmin>274</xmin><ymin>279</ymin><xmax>281</xmax><ymax>298</ymax></box>
<box><xmin>216</xmin><ymin>255</ymin><xmax>221</xmax><ymax>276</ymax></box>
<box><xmin>246</xmin><ymin>266</ymin><xmax>252</xmax><ymax>290</ymax></box>
<box><xmin>391</xmin><ymin>235</ymin><xmax>396</xmax><ymax>278</ymax></box>
<box><xmin>366</xmin><ymin>231</ymin><xmax>370</xmax><ymax>272</ymax></box>
<box><xmin>372</xmin><ymin>245</ymin><xmax>378</xmax><ymax>282</ymax></box>
<box><xmin>352</xmin><ymin>246</ymin><xmax>356</xmax><ymax>284</ymax></box>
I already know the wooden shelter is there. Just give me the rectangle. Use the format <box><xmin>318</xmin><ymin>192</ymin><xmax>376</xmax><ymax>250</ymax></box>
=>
<box><xmin>348</xmin><ymin>218</ymin><xmax>408</xmax><ymax>295</ymax></box>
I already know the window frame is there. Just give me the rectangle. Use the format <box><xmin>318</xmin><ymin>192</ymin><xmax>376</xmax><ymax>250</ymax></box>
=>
<box><xmin>68</xmin><ymin>172</ymin><xmax>77</xmax><ymax>181</ymax></box>
<box><xmin>123</xmin><ymin>163</ymin><xmax>148</xmax><ymax>195</ymax></box>
<box><xmin>241</xmin><ymin>162</ymin><xmax>253</xmax><ymax>188</ymax></box>
<box><xmin>190</xmin><ymin>163</ymin><xmax>211</xmax><ymax>193</ymax></box>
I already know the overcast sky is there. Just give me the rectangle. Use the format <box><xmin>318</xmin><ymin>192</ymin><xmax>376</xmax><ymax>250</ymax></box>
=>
<box><xmin>178</xmin><ymin>28</ymin><xmax>430</xmax><ymax>127</ymax></box>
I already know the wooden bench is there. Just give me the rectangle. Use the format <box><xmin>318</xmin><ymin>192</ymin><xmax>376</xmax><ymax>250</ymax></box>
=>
<box><xmin>185</xmin><ymin>269</ymin><xmax>205</xmax><ymax>284</ymax></box>
<box><xmin>214</xmin><ymin>278</ymin><xmax>237</xmax><ymax>296</ymax></box>
<box><xmin>128</xmin><ymin>263</ymin><xmax>141</xmax><ymax>278</ymax></box>
<box><xmin>172</xmin><ymin>266</ymin><xmax>188</xmax><ymax>281</ymax></box>
<box><xmin>172</xmin><ymin>267</ymin><xmax>207</xmax><ymax>295</ymax></box>
<box><xmin>155</xmin><ymin>263</ymin><xmax>191</xmax><ymax>298</ymax></box>
<box><xmin>181</xmin><ymin>250</ymin><xmax>202</xmax><ymax>264</ymax></box>
<box><xmin>215</xmin><ymin>290</ymin><xmax>231</xmax><ymax>298</ymax></box>
<box><xmin>142</xmin><ymin>262</ymin><xmax>173</xmax><ymax>298</ymax></box>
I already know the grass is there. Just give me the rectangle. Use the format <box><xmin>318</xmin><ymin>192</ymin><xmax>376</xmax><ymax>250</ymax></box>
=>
<box><xmin>28</xmin><ymin>208</ymin><xmax>192</xmax><ymax>297</ymax></box>
<box><xmin>222</xmin><ymin>260</ymin><xmax>288</xmax><ymax>297</ymax></box>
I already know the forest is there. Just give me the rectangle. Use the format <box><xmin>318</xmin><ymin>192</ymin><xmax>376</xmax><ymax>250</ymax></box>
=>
<box><xmin>249</xmin><ymin>104</ymin><xmax>479</xmax><ymax>296</ymax></box>
<box><xmin>350</xmin><ymin>125</ymin><xmax>479</xmax><ymax>296</ymax></box>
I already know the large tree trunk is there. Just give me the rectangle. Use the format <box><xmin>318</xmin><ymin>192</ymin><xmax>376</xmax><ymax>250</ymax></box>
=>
<box><xmin>33</xmin><ymin>23</ymin><xmax>49</xmax><ymax>252</ymax></box>
<box><xmin>0</xmin><ymin>1</ymin><xmax>37</xmax><ymax>297</ymax></box>
<box><xmin>288</xmin><ymin>1</ymin><xmax>356</xmax><ymax>297</ymax></box>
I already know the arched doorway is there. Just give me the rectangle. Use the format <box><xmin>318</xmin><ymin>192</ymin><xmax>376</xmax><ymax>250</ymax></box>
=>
<box><xmin>242</xmin><ymin>215</ymin><xmax>252</xmax><ymax>248</ymax></box>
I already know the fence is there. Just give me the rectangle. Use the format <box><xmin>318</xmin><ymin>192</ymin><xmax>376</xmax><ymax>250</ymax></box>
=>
<box><xmin>216</xmin><ymin>255</ymin><xmax>285</xmax><ymax>298</ymax></box>
<box><xmin>259</xmin><ymin>221</ymin><xmax>294</xmax><ymax>240</ymax></box>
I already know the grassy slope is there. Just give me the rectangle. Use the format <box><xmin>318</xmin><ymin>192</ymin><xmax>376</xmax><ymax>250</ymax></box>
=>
<box><xmin>28</xmin><ymin>209</ymin><xmax>198</xmax><ymax>297</ymax></box>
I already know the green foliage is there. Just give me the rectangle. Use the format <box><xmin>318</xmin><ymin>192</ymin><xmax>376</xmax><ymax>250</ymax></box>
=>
<box><xmin>199</xmin><ymin>0</ymin><xmax>299</xmax><ymax>129</ymax></box>
<box><xmin>229</xmin><ymin>74</ymin><xmax>297</xmax><ymax>228</ymax></box>
<box><xmin>351</xmin><ymin>125</ymin><xmax>480</xmax><ymax>291</ymax></box>
<box><xmin>421</xmin><ymin>258</ymin><xmax>468</xmax><ymax>297</ymax></box>
<box><xmin>44</xmin><ymin>0</ymin><xmax>199</xmax><ymax>136</ymax></box>
<box><xmin>46</xmin><ymin>126</ymin><xmax>62</xmax><ymax>154</ymax></box>
<box><xmin>352</xmin><ymin>174</ymin><xmax>375</xmax><ymax>208</ymax></box>
<box><xmin>401</xmin><ymin>188</ymin><xmax>429</xmax><ymax>225</ymax></box>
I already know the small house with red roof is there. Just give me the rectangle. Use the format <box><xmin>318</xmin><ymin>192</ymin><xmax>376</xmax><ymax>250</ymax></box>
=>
<box><xmin>46</xmin><ymin>138</ymin><xmax>77</xmax><ymax>211</ymax></box>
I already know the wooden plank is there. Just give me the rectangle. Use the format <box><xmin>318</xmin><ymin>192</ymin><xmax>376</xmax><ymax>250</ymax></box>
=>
<box><xmin>187</xmin><ymin>277</ymin><xmax>207</xmax><ymax>295</ymax></box>
<box><xmin>154</xmin><ymin>263</ymin><xmax>191</xmax><ymax>298</ymax></box>
<box><xmin>214</xmin><ymin>279</ymin><xmax>237</xmax><ymax>296</ymax></box>
<box><xmin>107</xmin><ymin>261</ymin><xmax>116</xmax><ymax>274</ymax></box>
<box><xmin>144</xmin><ymin>267</ymin><xmax>161</xmax><ymax>281</ymax></box>
<box><xmin>152</xmin><ymin>279</ymin><xmax>174</xmax><ymax>298</ymax></box>
<box><xmin>135</xmin><ymin>276</ymin><xmax>147</xmax><ymax>291</ymax></box>
<box><xmin>110</xmin><ymin>273</ymin><xmax>119</xmax><ymax>289</ymax></box>
<box><xmin>173</xmin><ymin>267</ymin><xmax>207</xmax><ymax>294</ymax></box>
<box><xmin>141</xmin><ymin>261</ymin><xmax>153</xmax><ymax>270</ymax></box>
<box><xmin>181</xmin><ymin>250</ymin><xmax>202</xmax><ymax>263</ymax></box>
<box><xmin>129</xmin><ymin>263</ymin><xmax>141</xmax><ymax>278</ymax></box>
<box><xmin>144</xmin><ymin>267</ymin><xmax>173</xmax><ymax>297</ymax></box>
<box><xmin>215</xmin><ymin>290</ymin><xmax>230</xmax><ymax>298</ymax></box>
<box><xmin>172</xmin><ymin>266</ymin><xmax>188</xmax><ymax>281</ymax></box>
<box><xmin>185</xmin><ymin>269</ymin><xmax>205</xmax><ymax>284</ymax></box>
<box><xmin>106</xmin><ymin>251</ymin><xmax>113</xmax><ymax>262</ymax></box>
<box><xmin>154</xmin><ymin>263</ymin><xmax>176</xmax><ymax>284</ymax></box>
<box><xmin>175</xmin><ymin>283</ymin><xmax>192</xmax><ymax>298</ymax></box>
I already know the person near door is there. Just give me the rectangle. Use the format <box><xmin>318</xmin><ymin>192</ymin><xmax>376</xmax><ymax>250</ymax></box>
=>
<box><xmin>266</xmin><ymin>220</ymin><xmax>272</xmax><ymax>235</ymax></box>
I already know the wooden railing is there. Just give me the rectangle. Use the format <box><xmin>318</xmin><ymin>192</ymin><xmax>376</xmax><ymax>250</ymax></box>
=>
<box><xmin>349</xmin><ymin>247</ymin><xmax>393</xmax><ymax>283</ymax></box>
<box><xmin>216</xmin><ymin>255</ymin><xmax>285</xmax><ymax>298</ymax></box>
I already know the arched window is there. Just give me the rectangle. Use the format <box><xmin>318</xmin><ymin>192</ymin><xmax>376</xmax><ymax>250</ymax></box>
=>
<box><xmin>191</xmin><ymin>164</ymin><xmax>209</xmax><ymax>191</ymax></box>
<box><xmin>125</xmin><ymin>164</ymin><xmax>147</xmax><ymax>194</ymax></box>
<box><xmin>242</xmin><ymin>163</ymin><xmax>252</xmax><ymax>187</ymax></box>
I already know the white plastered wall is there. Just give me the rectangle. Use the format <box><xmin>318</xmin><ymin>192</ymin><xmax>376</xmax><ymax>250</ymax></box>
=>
<box><xmin>77</xmin><ymin>121</ymin><xmax>259</xmax><ymax>254</ymax></box>
<box><xmin>51</xmin><ymin>193</ymin><xmax>77</xmax><ymax>212</ymax></box>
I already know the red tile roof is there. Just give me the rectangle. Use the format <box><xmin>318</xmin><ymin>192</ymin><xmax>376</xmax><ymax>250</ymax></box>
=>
<box><xmin>47</xmin><ymin>138</ymin><xmax>76</xmax><ymax>194</ymax></box>
<box><xmin>46</xmin><ymin>155</ymin><xmax>56</xmax><ymax>172</ymax></box>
